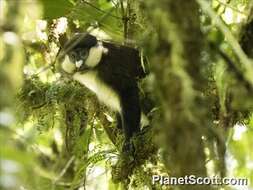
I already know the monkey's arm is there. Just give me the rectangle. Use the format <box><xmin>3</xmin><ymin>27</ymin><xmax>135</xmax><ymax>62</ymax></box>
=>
<box><xmin>119</xmin><ymin>84</ymin><xmax>141</xmax><ymax>145</ymax></box>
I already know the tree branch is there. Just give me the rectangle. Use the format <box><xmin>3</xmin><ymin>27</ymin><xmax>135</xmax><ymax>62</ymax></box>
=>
<box><xmin>197</xmin><ymin>0</ymin><xmax>253</xmax><ymax>86</ymax></box>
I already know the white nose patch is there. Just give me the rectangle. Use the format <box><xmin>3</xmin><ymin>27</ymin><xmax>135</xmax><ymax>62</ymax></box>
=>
<box><xmin>75</xmin><ymin>60</ymin><xmax>83</xmax><ymax>68</ymax></box>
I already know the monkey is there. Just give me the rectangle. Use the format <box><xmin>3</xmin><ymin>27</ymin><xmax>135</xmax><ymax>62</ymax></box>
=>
<box><xmin>57</xmin><ymin>33</ymin><xmax>145</xmax><ymax>154</ymax></box>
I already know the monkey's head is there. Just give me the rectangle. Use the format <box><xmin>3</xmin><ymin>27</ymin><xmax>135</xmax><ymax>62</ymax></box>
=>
<box><xmin>57</xmin><ymin>33</ymin><xmax>108</xmax><ymax>74</ymax></box>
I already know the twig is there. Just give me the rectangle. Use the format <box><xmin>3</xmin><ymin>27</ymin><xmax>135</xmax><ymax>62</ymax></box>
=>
<box><xmin>54</xmin><ymin>156</ymin><xmax>75</xmax><ymax>183</ymax></box>
<box><xmin>120</xmin><ymin>0</ymin><xmax>128</xmax><ymax>40</ymax></box>
<box><xmin>111</xmin><ymin>0</ymin><xmax>119</xmax><ymax>8</ymax></box>
<box><xmin>197</xmin><ymin>0</ymin><xmax>253</xmax><ymax>85</ymax></box>
<box><xmin>32</xmin><ymin>102</ymin><xmax>47</xmax><ymax>109</ymax></box>
<box><xmin>210</xmin><ymin>42</ymin><xmax>253</xmax><ymax>91</ymax></box>
<box><xmin>119</xmin><ymin>0</ymin><xmax>125</xmax><ymax>20</ymax></box>
<box><xmin>82</xmin><ymin>0</ymin><xmax>122</xmax><ymax>19</ymax></box>
<box><xmin>30</xmin><ymin>48</ymin><xmax>60</xmax><ymax>77</ymax></box>
<box><xmin>214</xmin><ymin>0</ymin><xmax>247</xmax><ymax>15</ymax></box>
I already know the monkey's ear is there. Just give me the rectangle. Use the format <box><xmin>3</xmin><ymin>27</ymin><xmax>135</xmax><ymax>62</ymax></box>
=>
<box><xmin>59</xmin><ymin>34</ymin><xmax>69</xmax><ymax>48</ymax></box>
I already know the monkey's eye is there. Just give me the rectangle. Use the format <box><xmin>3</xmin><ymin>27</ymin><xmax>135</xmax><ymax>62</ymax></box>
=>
<box><xmin>79</xmin><ymin>49</ymin><xmax>88</xmax><ymax>60</ymax></box>
<box><xmin>68</xmin><ymin>51</ymin><xmax>77</xmax><ymax>62</ymax></box>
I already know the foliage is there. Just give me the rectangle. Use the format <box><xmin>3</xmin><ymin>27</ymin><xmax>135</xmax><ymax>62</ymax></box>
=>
<box><xmin>40</xmin><ymin>0</ymin><xmax>74</xmax><ymax>19</ymax></box>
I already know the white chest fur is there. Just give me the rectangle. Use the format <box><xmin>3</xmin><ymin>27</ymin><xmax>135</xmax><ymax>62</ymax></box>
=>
<box><xmin>73</xmin><ymin>71</ymin><xmax>121</xmax><ymax>112</ymax></box>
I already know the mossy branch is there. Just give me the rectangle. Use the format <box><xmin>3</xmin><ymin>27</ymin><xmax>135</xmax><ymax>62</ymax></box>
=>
<box><xmin>197</xmin><ymin>0</ymin><xmax>253</xmax><ymax>85</ymax></box>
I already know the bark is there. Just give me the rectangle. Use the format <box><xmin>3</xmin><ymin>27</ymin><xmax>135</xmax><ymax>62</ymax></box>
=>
<box><xmin>144</xmin><ymin>0</ymin><xmax>212</xmax><ymax>189</ymax></box>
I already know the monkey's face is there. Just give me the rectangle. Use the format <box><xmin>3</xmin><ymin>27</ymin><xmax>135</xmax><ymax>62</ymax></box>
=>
<box><xmin>58</xmin><ymin>35</ymin><xmax>108</xmax><ymax>74</ymax></box>
<box><xmin>60</xmin><ymin>48</ymin><xmax>89</xmax><ymax>74</ymax></box>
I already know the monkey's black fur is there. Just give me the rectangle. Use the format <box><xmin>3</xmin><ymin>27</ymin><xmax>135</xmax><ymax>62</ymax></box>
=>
<box><xmin>59</xmin><ymin>34</ymin><xmax>145</xmax><ymax>153</ymax></box>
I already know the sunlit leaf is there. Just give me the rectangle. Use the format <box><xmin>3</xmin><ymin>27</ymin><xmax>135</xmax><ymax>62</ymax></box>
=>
<box><xmin>40</xmin><ymin>0</ymin><xmax>74</xmax><ymax>19</ymax></box>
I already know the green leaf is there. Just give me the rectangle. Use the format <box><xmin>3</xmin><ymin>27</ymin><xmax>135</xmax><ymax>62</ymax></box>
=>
<box><xmin>69</xmin><ymin>1</ymin><xmax>123</xmax><ymax>41</ymax></box>
<box><xmin>40</xmin><ymin>0</ymin><xmax>73</xmax><ymax>19</ymax></box>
